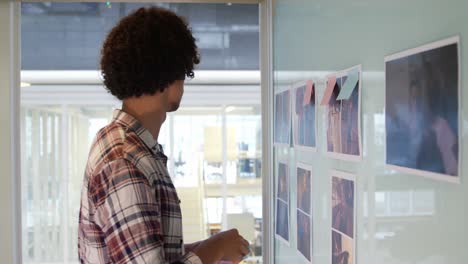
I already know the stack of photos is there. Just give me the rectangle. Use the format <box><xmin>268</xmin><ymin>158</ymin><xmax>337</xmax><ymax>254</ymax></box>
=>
<box><xmin>385</xmin><ymin>36</ymin><xmax>460</xmax><ymax>182</ymax></box>
<box><xmin>324</xmin><ymin>66</ymin><xmax>361</xmax><ymax>161</ymax></box>
<box><xmin>275</xmin><ymin>161</ymin><xmax>290</xmax><ymax>244</ymax></box>
<box><xmin>274</xmin><ymin>89</ymin><xmax>292</xmax><ymax>146</ymax></box>
<box><xmin>296</xmin><ymin>163</ymin><xmax>313</xmax><ymax>263</ymax></box>
<box><xmin>331</xmin><ymin>171</ymin><xmax>355</xmax><ymax>264</ymax></box>
<box><xmin>293</xmin><ymin>81</ymin><xmax>317</xmax><ymax>151</ymax></box>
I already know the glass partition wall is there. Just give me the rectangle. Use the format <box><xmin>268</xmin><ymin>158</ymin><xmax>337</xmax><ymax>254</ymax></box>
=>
<box><xmin>272</xmin><ymin>1</ymin><xmax>468</xmax><ymax>264</ymax></box>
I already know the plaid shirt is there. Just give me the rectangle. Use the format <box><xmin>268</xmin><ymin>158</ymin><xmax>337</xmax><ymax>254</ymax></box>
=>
<box><xmin>78</xmin><ymin>109</ymin><xmax>202</xmax><ymax>264</ymax></box>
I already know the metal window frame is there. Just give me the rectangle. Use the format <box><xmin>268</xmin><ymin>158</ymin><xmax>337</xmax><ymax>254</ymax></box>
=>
<box><xmin>7</xmin><ymin>0</ymin><xmax>274</xmax><ymax>263</ymax></box>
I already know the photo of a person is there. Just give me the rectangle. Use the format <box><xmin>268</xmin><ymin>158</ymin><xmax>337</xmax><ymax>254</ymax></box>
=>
<box><xmin>274</xmin><ymin>89</ymin><xmax>291</xmax><ymax>145</ymax></box>
<box><xmin>332</xmin><ymin>230</ymin><xmax>354</xmax><ymax>264</ymax></box>
<box><xmin>276</xmin><ymin>199</ymin><xmax>289</xmax><ymax>243</ymax></box>
<box><xmin>340</xmin><ymin>77</ymin><xmax>360</xmax><ymax>156</ymax></box>
<box><xmin>274</xmin><ymin>92</ymin><xmax>283</xmax><ymax>144</ymax></box>
<box><xmin>297</xmin><ymin>166</ymin><xmax>311</xmax><ymax>214</ymax></box>
<box><xmin>295</xmin><ymin>85</ymin><xmax>305</xmax><ymax>118</ymax></box>
<box><xmin>327</xmin><ymin>77</ymin><xmax>342</xmax><ymax>153</ymax></box>
<box><xmin>386</xmin><ymin>37</ymin><xmax>459</xmax><ymax>179</ymax></box>
<box><xmin>277</xmin><ymin>162</ymin><xmax>289</xmax><ymax>202</ymax></box>
<box><xmin>283</xmin><ymin>90</ymin><xmax>291</xmax><ymax>144</ymax></box>
<box><xmin>332</xmin><ymin>176</ymin><xmax>354</xmax><ymax>239</ymax></box>
<box><xmin>294</xmin><ymin>82</ymin><xmax>316</xmax><ymax>149</ymax></box>
<box><xmin>325</xmin><ymin>66</ymin><xmax>361</xmax><ymax>160</ymax></box>
<box><xmin>297</xmin><ymin>210</ymin><xmax>311</xmax><ymax>262</ymax></box>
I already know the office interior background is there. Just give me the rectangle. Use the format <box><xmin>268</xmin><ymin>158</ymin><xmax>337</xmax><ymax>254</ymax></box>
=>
<box><xmin>21</xmin><ymin>2</ymin><xmax>262</xmax><ymax>263</ymax></box>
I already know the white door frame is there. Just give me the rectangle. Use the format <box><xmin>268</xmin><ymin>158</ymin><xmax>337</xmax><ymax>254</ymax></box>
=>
<box><xmin>259</xmin><ymin>0</ymin><xmax>274</xmax><ymax>263</ymax></box>
<box><xmin>4</xmin><ymin>1</ymin><xmax>274</xmax><ymax>263</ymax></box>
<box><xmin>0</xmin><ymin>1</ymin><xmax>21</xmax><ymax>264</ymax></box>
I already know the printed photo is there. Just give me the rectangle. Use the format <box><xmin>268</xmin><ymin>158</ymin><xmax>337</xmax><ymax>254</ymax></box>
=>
<box><xmin>327</xmin><ymin>77</ymin><xmax>342</xmax><ymax>153</ymax></box>
<box><xmin>385</xmin><ymin>37</ymin><xmax>459</xmax><ymax>180</ymax></box>
<box><xmin>297</xmin><ymin>210</ymin><xmax>311</xmax><ymax>262</ymax></box>
<box><xmin>297</xmin><ymin>166</ymin><xmax>311</xmax><ymax>214</ymax></box>
<box><xmin>332</xmin><ymin>230</ymin><xmax>354</xmax><ymax>264</ymax></box>
<box><xmin>340</xmin><ymin>77</ymin><xmax>360</xmax><ymax>156</ymax></box>
<box><xmin>274</xmin><ymin>90</ymin><xmax>291</xmax><ymax>145</ymax></box>
<box><xmin>276</xmin><ymin>199</ymin><xmax>289</xmax><ymax>243</ymax></box>
<box><xmin>325</xmin><ymin>66</ymin><xmax>362</xmax><ymax>160</ymax></box>
<box><xmin>294</xmin><ymin>82</ymin><xmax>316</xmax><ymax>149</ymax></box>
<box><xmin>277</xmin><ymin>162</ymin><xmax>289</xmax><ymax>202</ymax></box>
<box><xmin>332</xmin><ymin>176</ymin><xmax>354</xmax><ymax>238</ymax></box>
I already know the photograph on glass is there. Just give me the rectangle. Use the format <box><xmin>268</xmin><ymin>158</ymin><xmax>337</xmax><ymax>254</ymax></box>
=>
<box><xmin>296</xmin><ymin>163</ymin><xmax>313</xmax><ymax>263</ymax></box>
<box><xmin>274</xmin><ymin>87</ymin><xmax>292</xmax><ymax>147</ymax></box>
<box><xmin>330</xmin><ymin>170</ymin><xmax>356</xmax><ymax>264</ymax></box>
<box><xmin>277</xmin><ymin>161</ymin><xmax>289</xmax><ymax>203</ymax></box>
<box><xmin>332</xmin><ymin>230</ymin><xmax>354</xmax><ymax>264</ymax></box>
<box><xmin>275</xmin><ymin>199</ymin><xmax>290</xmax><ymax>245</ymax></box>
<box><xmin>275</xmin><ymin>160</ymin><xmax>290</xmax><ymax>245</ymax></box>
<box><xmin>297</xmin><ymin>209</ymin><xmax>312</xmax><ymax>263</ymax></box>
<box><xmin>385</xmin><ymin>36</ymin><xmax>461</xmax><ymax>183</ymax></box>
<box><xmin>292</xmin><ymin>80</ymin><xmax>317</xmax><ymax>151</ymax></box>
<box><xmin>321</xmin><ymin>65</ymin><xmax>362</xmax><ymax>161</ymax></box>
<box><xmin>296</xmin><ymin>163</ymin><xmax>312</xmax><ymax>214</ymax></box>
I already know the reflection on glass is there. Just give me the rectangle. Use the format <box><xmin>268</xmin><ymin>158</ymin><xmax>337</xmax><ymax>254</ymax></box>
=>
<box><xmin>389</xmin><ymin>191</ymin><xmax>411</xmax><ymax>216</ymax></box>
<box><xmin>412</xmin><ymin>190</ymin><xmax>435</xmax><ymax>215</ymax></box>
<box><xmin>373</xmin><ymin>190</ymin><xmax>435</xmax><ymax>217</ymax></box>
<box><xmin>374</xmin><ymin>113</ymin><xmax>385</xmax><ymax>147</ymax></box>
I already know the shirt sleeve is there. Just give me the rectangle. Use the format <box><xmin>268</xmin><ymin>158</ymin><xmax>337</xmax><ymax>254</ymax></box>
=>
<box><xmin>88</xmin><ymin>158</ymin><xmax>202</xmax><ymax>264</ymax></box>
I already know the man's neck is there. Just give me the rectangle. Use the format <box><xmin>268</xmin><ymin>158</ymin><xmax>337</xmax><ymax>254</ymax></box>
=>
<box><xmin>122</xmin><ymin>96</ymin><xmax>166</xmax><ymax>141</ymax></box>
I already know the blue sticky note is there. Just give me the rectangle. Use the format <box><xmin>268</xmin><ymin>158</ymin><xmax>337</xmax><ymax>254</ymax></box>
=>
<box><xmin>337</xmin><ymin>70</ymin><xmax>359</xmax><ymax>100</ymax></box>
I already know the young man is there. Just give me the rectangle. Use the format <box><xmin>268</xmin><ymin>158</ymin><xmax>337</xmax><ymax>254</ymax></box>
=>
<box><xmin>78</xmin><ymin>7</ymin><xmax>250</xmax><ymax>264</ymax></box>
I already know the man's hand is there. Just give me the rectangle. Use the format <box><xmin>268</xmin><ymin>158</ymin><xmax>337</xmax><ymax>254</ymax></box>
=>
<box><xmin>217</xmin><ymin>229</ymin><xmax>250</xmax><ymax>263</ymax></box>
<box><xmin>192</xmin><ymin>229</ymin><xmax>250</xmax><ymax>264</ymax></box>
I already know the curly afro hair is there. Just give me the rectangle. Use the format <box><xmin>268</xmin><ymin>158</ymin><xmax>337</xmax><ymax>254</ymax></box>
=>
<box><xmin>101</xmin><ymin>7</ymin><xmax>200</xmax><ymax>100</ymax></box>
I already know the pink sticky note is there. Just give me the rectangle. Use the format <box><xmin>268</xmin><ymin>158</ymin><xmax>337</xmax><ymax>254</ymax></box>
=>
<box><xmin>303</xmin><ymin>80</ymin><xmax>314</xmax><ymax>106</ymax></box>
<box><xmin>320</xmin><ymin>76</ymin><xmax>337</xmax><ymax>106</ymax></box>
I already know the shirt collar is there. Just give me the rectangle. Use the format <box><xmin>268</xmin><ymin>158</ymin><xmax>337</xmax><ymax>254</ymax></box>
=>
<box><xmin>112</xmin><ymin>109</ymin><xmax>163</xmax><ymax>155</ymax></box>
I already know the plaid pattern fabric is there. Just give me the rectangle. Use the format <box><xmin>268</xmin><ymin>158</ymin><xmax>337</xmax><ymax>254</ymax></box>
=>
<box><xmin>78</xmin><ymin>109</ymin><xmax>202</xmax><ymax>264</ymax></box>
